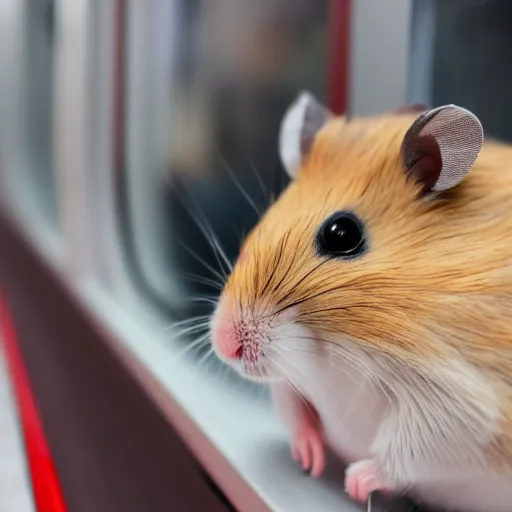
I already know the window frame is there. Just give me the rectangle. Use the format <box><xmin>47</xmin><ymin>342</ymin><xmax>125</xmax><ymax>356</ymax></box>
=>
<box><xmin>0</xmin><ymin>0</ymin><xmax>64</xmax><ymax>269</ymax></box>
<box><xmin>115</xmin><ymin>0</ymin><xmax>188</xmax><ymax>316</ymax></box>
<box><xmin>348</xmin><ymin>0</ymin><xmax>413</xmax><ymax>116</ymax></box>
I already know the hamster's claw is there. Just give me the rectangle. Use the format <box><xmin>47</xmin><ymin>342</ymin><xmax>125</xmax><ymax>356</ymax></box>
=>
<box><xmin>345</xmin><ymin>459</ymin><xmax>387</xmax><ymax>503</ymax></box>
<box><xmin>291</xmin><ymin>421</ymin><xmax>325</xmax><ymax>478</ymax></box>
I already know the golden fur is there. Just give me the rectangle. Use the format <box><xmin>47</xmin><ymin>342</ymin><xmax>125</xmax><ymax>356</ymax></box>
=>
<box><xmin>224</xmin><ymin>112</ymin><xmax>512</xmax><ymax>469</ymax></box>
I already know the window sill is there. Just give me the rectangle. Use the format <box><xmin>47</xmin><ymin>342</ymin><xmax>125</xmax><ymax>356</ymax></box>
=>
<box><xmin>78</xmin><ymin>281</ymin><xmax>410</xmax><ymax>512</ymax></box>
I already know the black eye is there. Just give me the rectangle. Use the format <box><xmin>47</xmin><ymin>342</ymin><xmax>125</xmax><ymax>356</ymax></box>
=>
<box><xmin>316</xmin><ymin>211</ymin><xmax>366</xmax><ymax>259</ymax></box>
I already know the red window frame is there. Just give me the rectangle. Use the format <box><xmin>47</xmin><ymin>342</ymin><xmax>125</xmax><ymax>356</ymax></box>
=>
<box><xmin>328</xmin><ymin>0</ymin><xmax>351</xmax><ymax>115</ymax></box>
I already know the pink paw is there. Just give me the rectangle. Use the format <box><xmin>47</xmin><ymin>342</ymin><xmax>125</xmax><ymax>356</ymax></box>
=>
<box><xmin>291</xmin><ymin>421</ymin><xmax>325</xmax><ymax>478</ymax></box>
<box><xmin>345</xmin><ymin>459</ymin><xmax>387</xmax><ymax>503</ymax></box>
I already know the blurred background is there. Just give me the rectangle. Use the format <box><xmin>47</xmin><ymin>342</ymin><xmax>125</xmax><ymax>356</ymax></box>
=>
<box><xmin>0</xmin><ymin>0</ymin><xmax>511</xmax><ymax>511</ymax></box>
<box><xmin>4</xmin><ymin>0</ymin><xmax>512</xmax><ymax>324</ymax></box>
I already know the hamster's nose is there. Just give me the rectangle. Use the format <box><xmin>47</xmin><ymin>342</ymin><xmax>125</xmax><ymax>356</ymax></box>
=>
<box><xmin>212</xmin><ymin>315</ymin><xmax>242</xmax><ymax>360</ymax></box>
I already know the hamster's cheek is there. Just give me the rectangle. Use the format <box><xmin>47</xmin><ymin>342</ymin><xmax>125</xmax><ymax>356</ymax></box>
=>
<box><xmin>268</xmin><ymin>309</ymin><xmax>323</xmax><ymax>383</ymax></box>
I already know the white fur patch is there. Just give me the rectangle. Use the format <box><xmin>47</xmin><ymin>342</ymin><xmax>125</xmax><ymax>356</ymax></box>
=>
<box><xmin>268</xmin><ymin>315</ymin><xmax>387</xmax><ymax>463</ymax></box>
<box><xmin>371</xmin><ymin>355</ymin><xmax>501</xmax><ymax>485</ymax></box>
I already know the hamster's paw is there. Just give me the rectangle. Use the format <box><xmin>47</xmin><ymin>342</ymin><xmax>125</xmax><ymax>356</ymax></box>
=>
<box><xmin>291</xmin><ymin>421</ymin><xmax>325</xmax><ymax>478</ymax></box>
<box><xmin>344</xmin><ymin>459</ymin><xmax>388</xmax><ymax>503</ymax></box>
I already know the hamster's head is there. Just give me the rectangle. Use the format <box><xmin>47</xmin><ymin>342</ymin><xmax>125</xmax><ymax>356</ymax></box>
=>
<box><xmin>210</xmin><ymin>92</ymin><xmax>488</xmax><ymax>383</ymax></box>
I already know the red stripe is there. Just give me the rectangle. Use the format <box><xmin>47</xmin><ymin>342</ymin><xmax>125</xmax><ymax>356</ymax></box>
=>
<box><xmin>328</xmin><ymin>0</ymin><xmax>351</xmax><ymax>115</ymax></box>
<box><xmin>0</xmin><ymin>292</ymin><xmax>67</xmax><ymax>512</ymax></box>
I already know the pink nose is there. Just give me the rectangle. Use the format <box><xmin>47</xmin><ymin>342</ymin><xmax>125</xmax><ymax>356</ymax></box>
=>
<box><xmin>214</xmin><ymin>320</ymin><xmax>242</xmax><ymax>360</ymax></box>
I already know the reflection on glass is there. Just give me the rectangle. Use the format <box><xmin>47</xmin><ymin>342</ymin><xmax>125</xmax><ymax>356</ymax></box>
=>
<box><xmin>24</xmin><ymin>0</ymin><xmax>57</xmax><ymax>224</ymax></box>
<box><xmin>129</xmin><ymin>0</ymin><xmax>329</xmax><ymax>320</ymax></box>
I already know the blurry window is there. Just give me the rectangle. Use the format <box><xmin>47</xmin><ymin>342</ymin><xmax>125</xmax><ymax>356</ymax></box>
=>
<box><xmin>21</xmin><ymin>0</ymin><xmax>58</xmax><ymax>224</ymax></box>
<box><xmin>123</xmin><ymin>0</ymin><xmax>330</xmax><ymax>320</ymax></box>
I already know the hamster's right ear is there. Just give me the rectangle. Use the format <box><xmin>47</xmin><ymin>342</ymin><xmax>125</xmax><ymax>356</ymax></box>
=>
<box><xmin>278</xmin><ymin>91</ymin><xmax>333</xmax><ymax>179</ymax></box>
<box><xmin>401</xmin><ymin>104</ymin><xmax>484</xmax><ymax>195</ymax></box>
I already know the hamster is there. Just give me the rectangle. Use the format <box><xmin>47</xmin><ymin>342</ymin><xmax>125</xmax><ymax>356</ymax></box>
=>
<box><xmin>210</xmin><ymin>91</ymin><xmax>512</xmax><ymax>512</ymax></box>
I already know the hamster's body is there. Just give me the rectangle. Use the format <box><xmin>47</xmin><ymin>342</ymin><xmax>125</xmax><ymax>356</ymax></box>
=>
<box><xmin>210</xmin><ymin>96</ymin><xmax>512</xmax><ymax>511</ymax></box>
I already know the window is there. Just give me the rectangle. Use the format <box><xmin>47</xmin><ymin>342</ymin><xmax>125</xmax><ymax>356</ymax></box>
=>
<box><xmin>19</xmin><ymin>0</ymin><xmax>58</xmax><ymax>225</ymax></box>
<box><xmin>122</xmin><ymin>0</ymin><xmax>331</xmax><ymax>319</ymax></box>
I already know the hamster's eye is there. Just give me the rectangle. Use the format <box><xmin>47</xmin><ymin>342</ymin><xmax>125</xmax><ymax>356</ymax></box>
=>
<box><xmin>317</xmin><ymin>211</ymin><xmax>366</xmax><ymax>259</ymax></box>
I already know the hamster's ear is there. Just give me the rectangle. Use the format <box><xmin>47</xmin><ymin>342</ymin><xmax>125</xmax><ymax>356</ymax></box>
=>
<box><xmin>401</xmin><ymin>104</ymin><xmax>483</xmax><ymax>195</ymax></box>
<box><xmin>278</xmin><ymin>91</ymin><xmax>332</xmax><ymax>179</ymax></box>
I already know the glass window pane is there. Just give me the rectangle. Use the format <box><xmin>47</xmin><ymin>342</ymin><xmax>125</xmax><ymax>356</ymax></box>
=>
<box><xmin>125</xmin><ymin>0</ymin><xmax>330</xmax><ymax>320</ymax></box>
<box><xmin>23</xmin><ymin>0</ymin><xmax>57</xmax><ymax>224</ymax></box>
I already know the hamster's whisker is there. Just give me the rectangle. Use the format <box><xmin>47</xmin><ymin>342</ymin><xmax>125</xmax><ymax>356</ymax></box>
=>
<box><xmin>172</xmin><ymin>325</ymin><xmax>210</xmax><ymax>341</ymax></box>
<box><xmin>276</xmin><ymin>343</ymin><xmax>361</xmax><ymax>388</ymax></box>
<box><xmin>326</xmin><ymin>345</ymin><xmax>391</xmax><ymax>401</ymax></box>
<box><xmin>179</xmin><ymin>181</ymin><xmax>232</xmax><ymax>274</ymax></box>
<box><xmin>177</xmin><ymin>185</ymin><xmax>233</xmax><ymax>277</ymax></box>
<box><xmin>183</xmin><ymin>349</ymin><xmax>262</xmax><ymax>410</ymax></box>
<box><xmin>291</xmin><ymin>306</ymin><xmax>351</xmax><ymax>320</ymax></box>
<box><xmin>271</xmin><ymin>294</ymin><xmax>321</xmax><ymax>318</ymax></box>
<box><xmin>165</xmin><ymin>321</ymin><xmax>211</xmax><ymax>338</ymax></box>
<box><xmin>217</xmin><ymin>150</ymin><xmax>262</xmax><ymax>218</ymax></box>
<box><xmin>178</xmin><ymin>239</ymin><xmax>227</xmax><ymax>284</ymax></box>
<box><xmin>211</xmin><ymin>356</ymin><xmax>268</xmax><ymax>408</ymax></box>
<box><xmin>271</xmin><ymin>343</ymin><xmax>342</xmax><ymax>399</ymax></box>
<box><xmin>181</xmin><ymin>296</ymin><xmax>218</xmax><ymax>306</ymax></box>
<box><xmin>274</xmin><ymin>281</ymin><xmax>374</xmax><ymax>318</ymax></box>
<box><xmin>327</xmin><ymin>348</ymin><xmax>372</xmax><ymax>379</ymax></box>
<box><xmin>164</xmin><ymin>315</ymin><xmax>211</xmax><ymax>330</ymax></box>
<box><xmin>261</xmin><ymin>229</ymin><xmax>293</xmax><ymax>295</ymax></box>
<box><xmin>266</xmin><ymin>219</ymin><xmax>319</xmax><ymax>300</ymax></box>
<box><xmin>267</xmin><ymin>213</ymin><xmax>318</xmax><ymax>300</ymax></box>
<box><xmin>165</xmin><ymin>314</ymin><xmax>212</xmax><ymax>329</ymax></box>
<box><xmin>179</xmin><ymin>272</ymin><xmax>224</xmax><ymax>290</ymax></box>
<box><xmin>244</xmin><ymin>151</ymin><xmax>268</xmax><ymax>203</ymax></box>
<box><xmin>167</xmin><ymin>333</ymin><xmax>211</xmax><ymax>368</ymax></box>
<box><xmin>275</xmin><ymin>259</ymin><xmax>328</xmax><ymax>307</ymax></box>
<box><xmin>271</xmin><ymin>319</ymin><xmax>393</xmax><ymax>402</ymax></box>
<box><xmin>277</xmin><ymin>301</ymin><xmax>390</xmax><ymax>327</ymax></box>
<box><xmin>276</xmin><ymin>333</ymin><xmax>385</xmax><ymax>401</ymax></box>
<box><xmin>194</xmin><ymin>346</ymin><xmax>216</xmax><ymax>373</ymax></box>
<box><xmin>269</xmin><ymin>307</ymin><xmax>349</xmax><ymax>329</ymax></box>
<box><xmin>275</xmin><ymin>339</ymin><xmax>378</xmax><ymax>404</ymax></box>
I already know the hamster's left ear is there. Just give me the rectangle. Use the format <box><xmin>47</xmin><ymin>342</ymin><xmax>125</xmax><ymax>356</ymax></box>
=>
<box><xmin>278</xmin><ymin>91</ymin><xmax>333</xmax><ymax>179</ymax></box>
<box><xmin>401</xmin><ymin>104</ymin><xmax>484</xmax><ymax>195</ymax></box>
